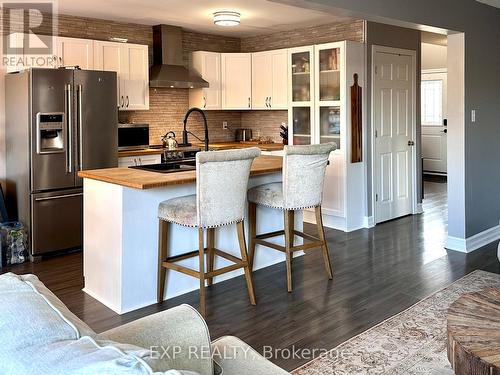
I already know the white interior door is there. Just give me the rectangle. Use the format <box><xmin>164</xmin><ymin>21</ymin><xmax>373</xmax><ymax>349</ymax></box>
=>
<box><xmin>421</xmin><ymin>71</ymin><xmax>447</xmax><ymax>174</ymax></box>
<box><xmin>374</xmin><ymin>49</ymin><xmax>415</xmax><ymax>223</ymax></box>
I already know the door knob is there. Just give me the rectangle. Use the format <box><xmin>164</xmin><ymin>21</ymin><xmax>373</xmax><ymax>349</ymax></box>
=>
<box><xmin>441</xmin><ymin>129</ymin><xmax>448</xmax><ymax>134</ymax></box>
<box><xmin>408</xmin><ymin>140</ymin><xmax>415</xmax><ymax>146</ymax></box>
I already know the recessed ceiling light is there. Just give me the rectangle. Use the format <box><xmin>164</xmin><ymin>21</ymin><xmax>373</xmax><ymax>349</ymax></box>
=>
<box><xmin>213</xmin><ymin>11</ymin><xmax>241</xmax><ymax>27</ymax></box>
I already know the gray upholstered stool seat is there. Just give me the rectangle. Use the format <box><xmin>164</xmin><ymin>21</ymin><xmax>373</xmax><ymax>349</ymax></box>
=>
<box><xmin>158</xmin><ymin>195</ymin><xmax>197</xmax><ymax>227</ymax></box>
<box><xmin>247</xmin><ymin>182</ymin><xmax>284</xmax><ymax>209</ymax></box>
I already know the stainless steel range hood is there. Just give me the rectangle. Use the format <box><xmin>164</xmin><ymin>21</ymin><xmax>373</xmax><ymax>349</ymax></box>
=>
<box><xmin>150</xmin><ymin>25</ymin><xmax>209</xmax><ymax>89</ymax></box>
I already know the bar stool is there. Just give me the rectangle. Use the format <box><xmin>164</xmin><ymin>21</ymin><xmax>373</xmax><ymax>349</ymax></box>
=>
<box><xmin>247</xmin><ymin>143</ymin><xmax>336</xmax><ymax>292</ymax></box>
<box><xmin>157</xmin><ymin>147</ymin><xmax>261</xmax><ymax>316</ymax></box>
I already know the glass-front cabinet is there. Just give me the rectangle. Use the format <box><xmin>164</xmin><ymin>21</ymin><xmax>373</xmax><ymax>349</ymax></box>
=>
<box><xmin>287</xmin><ymin>41</ymin><xmax>366</xmax><ymax>232</ymax></box>
<box><xmin>289</xmin><ymin>46</ymin><xmax>314</xmax><ymax>146</ymax></box>
<box><xmin>288</xmin><ymin>43</ymin><xmax>344</xmax><ymax>150</ymax></box>
<box><xmin>316</xmin><ymin>44</ymin><xmax>342</xmax><ymax>149</ymax></box>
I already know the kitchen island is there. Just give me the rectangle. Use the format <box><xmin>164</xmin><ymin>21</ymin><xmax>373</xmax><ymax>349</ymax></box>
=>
<box><xmin>79</xmin><ymin>156</ymin><xmax>302</xmax><ymax>314</ymax></box>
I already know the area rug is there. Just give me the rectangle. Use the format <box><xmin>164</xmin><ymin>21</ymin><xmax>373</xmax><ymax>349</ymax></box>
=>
<box><xmin>292</xmin><ymin>270</ymin><xmax>500</xmax><ymax>375</ymax></box>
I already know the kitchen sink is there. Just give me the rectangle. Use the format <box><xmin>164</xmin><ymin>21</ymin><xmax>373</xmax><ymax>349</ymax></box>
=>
<box><xmin>130</xmin><ymin>158</ymin><xmax>196</xmax><ymax>173</ymax></box>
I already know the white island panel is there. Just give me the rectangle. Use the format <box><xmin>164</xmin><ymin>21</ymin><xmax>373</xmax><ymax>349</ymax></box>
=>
<box><xmin>83</xmin><ymin>172</ymin><xmax>302</xmax><ymax>314</ymax></box>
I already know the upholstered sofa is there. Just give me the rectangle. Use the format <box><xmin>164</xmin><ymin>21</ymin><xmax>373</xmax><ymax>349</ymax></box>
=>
<box><xmin>0</xmin><ymin>272</ymin><xmax>290</xmax><ymax>375</ymax></box>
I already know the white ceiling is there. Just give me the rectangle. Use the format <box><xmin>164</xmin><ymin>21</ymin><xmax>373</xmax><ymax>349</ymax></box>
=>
<box><xmin>57</xmin><ymin>0</ymin><xmax>352</xmax><ymax>37</ymax></box>
<box><xmin>476</xmin><ymin>0</ymin><xmax>500</xmax><ymax>8</ymax></box>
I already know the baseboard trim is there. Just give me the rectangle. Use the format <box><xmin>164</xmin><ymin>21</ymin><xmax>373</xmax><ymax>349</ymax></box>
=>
<box><xmin>363</xmin><ymin>216</ymin><xmax>375</xmax><ymax>228</ymax></box>
<box><xmin>446</xmin><ymin>223</ymin><xmax>500</xmax><ymax>253</ymax></box>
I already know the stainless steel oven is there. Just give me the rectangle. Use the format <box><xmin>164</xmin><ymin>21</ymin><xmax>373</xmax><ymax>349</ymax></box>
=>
<box><xmin>118</xmin><ymin>123</ymin><xmax>149</xmax><ymax>150</ymax></box>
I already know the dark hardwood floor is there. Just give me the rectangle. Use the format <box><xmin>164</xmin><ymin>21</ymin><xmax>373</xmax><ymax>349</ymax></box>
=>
<box><xmin>1</xmin><ymin>181</ymin><xmax>499</xmax><ymax>371</ymax></box>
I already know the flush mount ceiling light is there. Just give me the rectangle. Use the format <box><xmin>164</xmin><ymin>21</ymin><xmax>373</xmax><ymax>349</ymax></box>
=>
<box><xmin>213</xmin><ymin>11</ymin><xmax>241</xmax><ymax>27</ymax></box>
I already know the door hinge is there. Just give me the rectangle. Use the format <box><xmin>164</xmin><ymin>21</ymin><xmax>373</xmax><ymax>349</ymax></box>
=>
<box><xmin>375</xmin><ymin>194</ymin><xmax>379</xmax><ymax>202</ymax></box>
<box><xmin>375</xmin><ymin>130</ymin><xmax>378</xmax><ymax>138</ymax></box>
<box><xmin>375</xmin><ymin>65</ymin><xmax>378</xmax><ymax>75</ymax></box>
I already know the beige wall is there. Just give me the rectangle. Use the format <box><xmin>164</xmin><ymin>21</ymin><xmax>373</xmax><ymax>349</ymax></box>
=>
<box><xmin>422</xmin><ymin>42</ymin><xmax>447</xmax><ymax>70</ymax></box>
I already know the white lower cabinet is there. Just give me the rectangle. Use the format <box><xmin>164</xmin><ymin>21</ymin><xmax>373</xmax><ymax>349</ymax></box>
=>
<box><xmin>118</xmin><ymin>154</ymin><xmax>161</xmax><ymax>168</ymax></box>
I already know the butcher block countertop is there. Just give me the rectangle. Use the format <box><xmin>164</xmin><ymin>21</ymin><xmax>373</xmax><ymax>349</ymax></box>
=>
<box><xmin>118</xmin><ymin>142</ymin><xmax>284</xmax><ymax>157</ymax></box>
<box><xmin>79</xmin><ymin>155</ymin><xmax>283</xmax><ymax>189</ymax></box>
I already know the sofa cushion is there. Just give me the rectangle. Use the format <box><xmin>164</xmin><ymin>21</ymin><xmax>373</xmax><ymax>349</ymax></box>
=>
<box><xmin>0</xmin><ymin>273</ymin><xmax>200</xmax><ymax>375</ymax></box>
<box><xmin>0</xmin><ymin>273</ymin><xmax>95</xmax><ymax>350</ymax></box>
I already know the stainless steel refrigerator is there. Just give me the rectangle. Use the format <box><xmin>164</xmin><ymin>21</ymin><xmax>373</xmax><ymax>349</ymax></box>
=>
<box><xmin>5</xmin><ymin>68</ymin><xmax>118</xmax><ymax>258</ymax></box>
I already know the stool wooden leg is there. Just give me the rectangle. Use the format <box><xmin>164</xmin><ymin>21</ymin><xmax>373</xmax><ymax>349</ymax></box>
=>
<box><xmin>284</xmin><ymin>210</ymin><xmax>293</xmax><ymax>292</ymax></box>
<box><xmin>207</xmin><ymin>228</ymin><xmax>215</xmax><ymax>287</ymax></box>
<box><xmin>248</xmin><ymin>202</ymin><xmax>257</xmax><ymax>270</ymax></box>
<box><xmin>288</xmin><ymin>210</ymin><xmax>295</xmax><ymax>262</ymax></box>
<box><xmin>236</xmin><ymin>221</ymin><xmax>257</xmax><ymax>305</ymax></box>
<box><xmin>157</xmin><ymin>220</ymin><xmax>169</xmax><ymax>303</ymax></box>
<box><xmin>198</xmin><ymin>228</ymin><xmax>206</xmax><ymax>316</ymax></box>
<box><xmin>315</xmin><ymin>206</ymin><xmax>333</xmax><ymax>279</ymax></box>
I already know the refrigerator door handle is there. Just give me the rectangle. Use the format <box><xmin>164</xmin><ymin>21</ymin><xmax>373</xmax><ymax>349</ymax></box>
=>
<box><xmin>65</xmin><ymin>83</ymin><xmax>73</xmax><ymax>173</ymax></box>
<box><xmin>34</xmin><ymin>192</ymin><xmax>83</xmax><ymax>202</ymax></box>
<box><xmin>77</xmin><ymin>84</ymin><xmax>83</xmax><ymax>171</ymax></box>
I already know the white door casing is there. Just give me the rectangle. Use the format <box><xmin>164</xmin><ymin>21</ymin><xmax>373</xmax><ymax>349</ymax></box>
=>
<box><xmin>421</xmin><ymin>70</ymin><xmax>447</xmax><ymax>174</ymax></box>
<box><xmin>373</xmin><ymin>47</ymin><xmax>416</xmax><ymax>224</ymax></box>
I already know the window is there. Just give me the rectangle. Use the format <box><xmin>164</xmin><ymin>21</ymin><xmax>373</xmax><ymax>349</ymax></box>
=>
<box><xmin>421</xmin><ymin>80</ymin><xmax>443</xmax><ymax>125</ymax></box>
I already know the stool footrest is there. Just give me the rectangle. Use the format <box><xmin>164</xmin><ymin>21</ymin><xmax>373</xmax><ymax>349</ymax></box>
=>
<box><xmin>256</xmin><ymin>230</ymin><xmax>285</xmax><ymax>240</ymax></box>
<box><xmin>206</xmin><ymin>263</ymin><xmax>246</xmax><ymax>278</ymax></box>
<box><xmin>214</xmin><ymin>249</ymin><xmax>243</xmax><ymax>264</ymax></box>
<box><xmin>166</xmin><ymin>250</ymin><xmax>203</xmax><ymax>263</ymax></box>
<box><xmin>294</xmin><ymin>230</ymin><xmax>320</xmax><ymax>243</ymax></box>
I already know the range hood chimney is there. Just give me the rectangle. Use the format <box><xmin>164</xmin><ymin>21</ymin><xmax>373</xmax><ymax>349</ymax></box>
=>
<box><xmin>150</xmin><ymin>25</ymin><xmax>209</xmax><ymax>89</ymax></box>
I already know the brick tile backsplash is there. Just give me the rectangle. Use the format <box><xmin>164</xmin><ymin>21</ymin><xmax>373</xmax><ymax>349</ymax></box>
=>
<box><xmin>118</xmin><ymin>88</ymin><xmax>241</xmax><ymax>144</ymax></box>
<box><xmin>240</xmin><ymin>111</ymin><xmax>288</xmax><ymax>143</ymax></box>
<box><xmin>241</xmin><ymin>20</ymin><xmax>365</xmax><ymax>52</ymax></box>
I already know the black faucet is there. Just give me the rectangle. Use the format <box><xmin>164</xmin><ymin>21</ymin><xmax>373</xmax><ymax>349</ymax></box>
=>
<box><xmin>181</xmin><ymin>107</ymin><xmax>209</xmax><ymax>151</ymax></box>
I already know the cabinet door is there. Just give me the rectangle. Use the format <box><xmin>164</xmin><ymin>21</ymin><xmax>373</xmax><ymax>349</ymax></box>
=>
<box><xmin>121</xmin><ymin>44</ymin><xmax>149</xmax><ymax>110</ymax></box>
<box><xmin>221</xmin><ymin>53</ymin><xmax>252</xmax><ymax>110</ymax></box>
<box><xmin>202</xmin><ymin>52</ymin><xmax>221</xmax><ymax>109</ymax></box>
<box><xmin>252</xmin><ymin>52</ymin><xmax>272</xmax><ymax>109</ymax></box>
<box><xmin>5</xmin><ymin>33</ymin><xmax>26</xmax><ymax>72</ymax></box>
<box><xmin>270</xmin><ymin>49</ymin><xmax>288</xmax><ymax>109</ymax></box>
<box><xmin>288</xmin><ymin>47</ymin><xmax>314</xmax><ymax>145</ymax></box>
<box><xmin>315</xmin><ymin>43</ymin><xmax>342</xmax><ymax>147</ymax></box>
<box><xmin>57</xmin><ymin>37</ymin><xmax>94</xmax><ymax>69</ymax></box>
<box><xmin>94</xmin><ymin>41</ymin><xmax>125</xmax><ymax>107</ymax></box>
<box><xmin>138</xmin><ymin>155</ymin><xmax>161</xmax><ymax>166</ymax></box>
<box><xmin>118</xmin><ymin>156</ymin><xmax>138</xmax><ymax>167</ymax></box>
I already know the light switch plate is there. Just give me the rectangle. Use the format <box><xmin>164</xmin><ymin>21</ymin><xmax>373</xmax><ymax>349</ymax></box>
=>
<box><xmin>471</xmin><ymin>110</ymin><xmax>476</xmax><ymax>123</ymax></box>
<box><xmin>222</xmin><ymin>121</ymin><xmax>228</xmax><ymax>130</ymax></box>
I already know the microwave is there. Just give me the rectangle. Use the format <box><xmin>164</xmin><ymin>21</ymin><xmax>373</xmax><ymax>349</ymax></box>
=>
<box><xmin>118</xmin><ymin>123</ymin><xmax>149</xmax><ymax>151</ymax></box>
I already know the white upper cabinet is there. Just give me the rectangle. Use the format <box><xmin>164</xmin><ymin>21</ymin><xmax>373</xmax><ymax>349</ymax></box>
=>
<box><xmin>189</xmin><ymin>51</ymin><xmax>221</xmax><ymax>110</ymax></box>
<box><xmin>94</xmin><ymin>41</ymin><xmax>149</xmax><ymax>111</ymax></box>
<box><xmin>120</xmin><ymin>44</ymin><xmax>149</xmax><ymax>110</ymax></box>
<box><xmin>252</xmin><ymin>49</ymin><xmax>287</xmax><ymax>110</ymax></box>
<box><xmin>93</xmin><ymin>41</ymin><xmax>124</xmax><ymax>104</ymax></box>
<box><xmin>57</xmin><ymin>37</ymin><xmax>94</xmax><ymax>69</ymax></box>
<box><xmin>221</xmin><ymin>53</ymin><xmax>252</xmax><ymax>110</ymax></box>
<box><xmin>251</xmin><ymin>52</ymin><xmax>272</xmax><ymax>109</ymax></box>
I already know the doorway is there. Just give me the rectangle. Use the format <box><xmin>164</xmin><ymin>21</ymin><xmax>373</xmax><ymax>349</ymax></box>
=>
<box><xmin>372</xmin><ymin>46</ymin><xmax>417</xmax><ymax>224</ymax></box>
<box><xmin>421</xmin><ymin>37</ymin><xmax>448</xmax><ymax>178</ymax></box>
